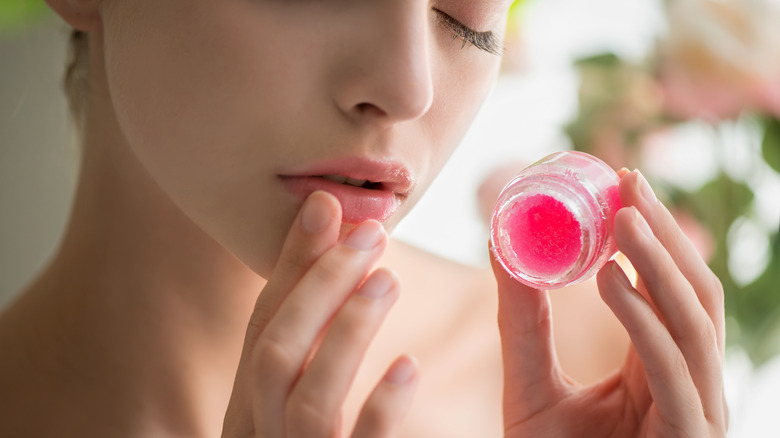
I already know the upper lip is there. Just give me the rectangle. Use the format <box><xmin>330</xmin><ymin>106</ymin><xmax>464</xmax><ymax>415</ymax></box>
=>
<box><xmin>280</xmin><ymin>157</ymin><xmax>414</xmax><ymax>197</ymax></box>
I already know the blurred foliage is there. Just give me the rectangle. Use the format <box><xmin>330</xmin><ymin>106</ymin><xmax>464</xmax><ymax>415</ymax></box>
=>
<box><xmin>736</xmin><ymin>229</ymin><xmax>780</xmax><ymax>363</ymax></box>
<box><xmin>0</xmin><ymin>0</ymin><xmax>50</xmax><ymax>34</ymax></box>
<box><xmin>508</xmin><ymin>0</ymin><xmax>530</xmax><ymax>26</ymax></box>
<box><xmin>566</xmin><ymin>54</ymin><xmax>674</xmax><ymax>170</ymax></box>
<box><xmin>762</xmin><ymin>117</ymin><xmax>780</xmax><ymax>173</ymax></box>
<box><xmin>510</xmin><ymin>0</ymin><xmax>530</xmax><ymax>15</ymax></box>
<box><xmin>566</xmin><ymin>48</ymin><xmax>780</xmax><ymax>364</ymax></box>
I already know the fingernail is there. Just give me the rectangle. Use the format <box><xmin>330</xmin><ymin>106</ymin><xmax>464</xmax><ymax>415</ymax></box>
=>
<box><xmin>301</xmin><ymin>192</ymin><xmax>332</xmax><ymax>233</ymax></box>
<box><xmin>358</xmin><ymin>269</ymin><xmax>396</xmax><ymax>299</ymax></box>
<box><xmin>632</xmin><ymin>207</ymin><xmax>655</xmax><ymax>239</ymax></box>
<box><xmin>343</xmin><ymin>221</ymin><xmax>385</xmax><ymax>251</ymax></box>
<box><xmin>612</xmin><ymin>262</ymin><xmax>633</xmax><ymax>291</ymax></box>
<box><xmin>384</xmin><ymin>355</ymin><xmax>417</xmax><ymax>385</ymax></box>
<box><xmin>635</xmin><ymin>170</ymin><xmax>657</xmax><ymax>204</ymax></box>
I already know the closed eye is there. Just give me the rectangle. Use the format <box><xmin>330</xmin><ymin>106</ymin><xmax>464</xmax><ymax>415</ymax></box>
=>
<box><xmin>433</xmin><ymin>8</ymin><xmax>503</xmax><ymax>56</ymax></box>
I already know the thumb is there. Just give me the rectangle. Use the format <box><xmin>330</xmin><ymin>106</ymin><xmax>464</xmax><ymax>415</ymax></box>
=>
<box><xmin>490</xmin><ymin>249</ymin><xmax>565</xmax><ymax>420</ymax></box>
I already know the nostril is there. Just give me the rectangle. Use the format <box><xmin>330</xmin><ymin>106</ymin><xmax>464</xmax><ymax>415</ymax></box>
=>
<box><xmin>355</xmin><ymin>102</ymin><xmax>387</xmax><ymax>118</ymax></box>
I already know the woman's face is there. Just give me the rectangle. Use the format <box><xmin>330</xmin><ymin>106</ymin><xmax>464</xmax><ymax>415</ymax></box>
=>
<box><xmin>98</xmin><ymin>0</ymin><xmax>510</xmax><ymax>275</ymax></box>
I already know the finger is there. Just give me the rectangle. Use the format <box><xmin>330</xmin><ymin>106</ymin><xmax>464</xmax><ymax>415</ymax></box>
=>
<box><xmin>614</xmin><ymin>207</ymin><xmax>724</xmax><ymax>425</ymax></box>
<box><xmin>620</xmin><ymin>345</ymin><xmax>653</xmax><ymax>417</ymax></box>
<box><xmin>351</xmin><ymin>355</ymin><xmax>419</xmax><ymax>438</ymax></box>
<box><xmin>244</xmin><ymin>190</ymin><xmax>342</xmax><ymax>348</ymax></box>
<box><xmin>252</xmin><ymin>220</ymin><xmax>388</xmax><ymax>436</ymax></box>
<box><xmin>287</xmin><ymin>269</ymin><xmax>401</xmax><ymax>436</ymax></box>
<box><xmin>224</xmin><ymin>191</ymin><xmax>341</xmax><ymax>436</ymax></box>
<box><xmin>620</xmin><ymin>170</ymin><xmax>725</xmax><ymax>356</ymax></box>
<box><xmin>597</xmin><ymin>261</ymin><xmax>706</xmax><ymax>433</ymax></box>
<box><xmin>490</xmin><ymin>250</ymin><xmax>565</xmax><ymax>422</ymax></box>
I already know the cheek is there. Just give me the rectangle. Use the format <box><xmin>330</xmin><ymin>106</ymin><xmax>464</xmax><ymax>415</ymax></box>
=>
<box><xmin>100</xmin><ymin>1</ymin><xmax>325</xmax><ymax>274</ymax></box>
<box><xmin>102</xmin><ymin>1</ymin><xmax>335</xmax><ymax>188</ymax></box>
<box><xmin>103</xmin><ymin>2</ymin><xmax>274</xmax><ymax>180</ymax></box>
<box><xmin>104</xmin><ymin>2</ymin><xmax>233</xmax><ymax>184</ymax></box>
<box><xmin>425</xmin><ymin>50</ymin><xmax>502</xmax><ymax>173</ymax></box>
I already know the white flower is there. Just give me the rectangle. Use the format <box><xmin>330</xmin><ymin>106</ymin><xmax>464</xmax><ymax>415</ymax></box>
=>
<box><xmin>659</xmin><ymin>0</ymin><xmax>780</xmax><ymax>119</ymax></box>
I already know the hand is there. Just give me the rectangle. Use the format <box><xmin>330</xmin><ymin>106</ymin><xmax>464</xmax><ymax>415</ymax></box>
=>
<box><xmin>493</xmin><ymin>170</ymin><xmax>727</xmax><ymax>437</ymax></box>
<box><xmin>222</xmin><ymin>191</ymin><xmax>418</xmax><ymax>437</ymax></box>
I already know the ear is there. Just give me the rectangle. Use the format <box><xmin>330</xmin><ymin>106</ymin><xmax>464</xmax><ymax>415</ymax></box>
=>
<box><xmin>44</xmin><ymin>0</ymin><xmax>102</xmax><ymax>32</ymax></box>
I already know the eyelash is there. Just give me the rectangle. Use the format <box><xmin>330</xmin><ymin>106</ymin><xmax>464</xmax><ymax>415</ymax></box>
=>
<box><xmin>433</xmin><ymin>8</ymin><xmax>503</xmax><ymax>56</ymax></box>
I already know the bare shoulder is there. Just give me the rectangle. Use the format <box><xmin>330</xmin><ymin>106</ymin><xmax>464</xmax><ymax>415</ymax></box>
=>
<box><xmin>0</xmin><ymin>280</ymin><xmax>139</xmax><ymax>438</ymax></box>
<box><xmin>383</xmin><ymin>238</ymin><xmax>494</xmax><ymax>289</ymax></box>
<box><xmin>381</xmin><ymin>238</ymin><xmax>497</xmax><ymax>314</ymax></box>
<box><xmin>378</xmin><ymin>238</ymin><xmax>500</xmax><ymax>355</ymax></box>
<box><xmin>370</xmin><ymin>239</ymin><xmax>504</xmax><ymax>438</ymax></box>
<box><xmin>381</xmin><ymin>238</ymin><xmax>630</xmax><ymax>385</ymax></box>
<box><xmin>0</xmin><ymin>287</ymin><xmax>66</xmax><ymax>437</ymax></box>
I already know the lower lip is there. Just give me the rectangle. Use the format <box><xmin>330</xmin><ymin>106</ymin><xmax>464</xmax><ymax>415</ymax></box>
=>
<box><xmin>280</xmin><ymin>176</ymin><xmax>401</xmax><ymax>224</ymax></box>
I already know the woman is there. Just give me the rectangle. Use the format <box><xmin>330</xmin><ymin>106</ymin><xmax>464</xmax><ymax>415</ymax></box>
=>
<box><xmin>0</xmin><ymin>0</ymin><xmax>726</xmax><ymax>436</ymax></box>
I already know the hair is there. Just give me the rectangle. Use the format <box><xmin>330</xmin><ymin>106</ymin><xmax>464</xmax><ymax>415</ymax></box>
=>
<box><xmin>63</xmin><ymin>28</ymin><xmax>89</xmax><ymax>132</ymax></box>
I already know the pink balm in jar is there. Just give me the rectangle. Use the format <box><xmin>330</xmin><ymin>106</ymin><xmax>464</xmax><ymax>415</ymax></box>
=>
<box><xmin>490</xmin><ymin>151</ymin><xmax>622</xmax><ymax>289</ymax></box>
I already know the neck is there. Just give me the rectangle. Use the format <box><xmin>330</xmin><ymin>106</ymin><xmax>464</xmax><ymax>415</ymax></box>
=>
<box><xmin>14</xmin><ymin>52</ymin><xmax>266</xmax><ymax>437</ymax></box>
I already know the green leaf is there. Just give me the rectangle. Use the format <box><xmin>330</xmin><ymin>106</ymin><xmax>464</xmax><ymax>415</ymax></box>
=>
<box><xmin>693</xmin><ymin>174</ymin><xmax>754</xmax><ymax>228</ymax></box>
<box><xmin>670</xmin><ymin>175</ymin><xmax>754</xmax><ymax>355</ymax></box>
<box><xmin>510</xmin><ymin>0</ymin><xmax>531</xmax><ymax>15</ymax></box>
<box><xmin>762</xmin><ymin>117</ymin><xmax>780</xmax><ymax>174</ymax></box>
<box><xmin>737</xmin><ymin>231</ymin><xmax>780</xmax><ymax>365</ymax></box>
<box><xmin>574</xmin><ymin>53</ymin><xmax>621</xmax><ymax>67</ymax></box>
<box><xmin>0</xmin><ymin>0</ymin><xmax>51</xmax><ymax>33</ymax></box>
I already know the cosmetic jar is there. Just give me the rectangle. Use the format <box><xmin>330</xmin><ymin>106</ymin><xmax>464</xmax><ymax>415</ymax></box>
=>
<box><xmin>490</xmin><ymin>151</ymin><xmax>622</xmax><ymax>289</ymax></box>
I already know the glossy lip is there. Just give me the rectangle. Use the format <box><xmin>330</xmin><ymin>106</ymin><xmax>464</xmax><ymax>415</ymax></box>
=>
<box><xmin>278</xmin><ymin>157</ymin><xmax>415</xmax><ymax>223</ymax></box>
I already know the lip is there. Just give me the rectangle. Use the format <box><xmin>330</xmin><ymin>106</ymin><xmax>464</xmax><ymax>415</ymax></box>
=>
<box><xmin>279</xmin><ymin>157</ymin><xmax>414</xmax><ymax>224</ymax></box>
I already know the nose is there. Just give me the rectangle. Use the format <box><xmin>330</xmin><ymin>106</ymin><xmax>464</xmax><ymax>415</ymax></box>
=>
<box><xmin>331</xmin><ymin>2</ymin><xmax>434</xmax><ymax>125</ymax></box>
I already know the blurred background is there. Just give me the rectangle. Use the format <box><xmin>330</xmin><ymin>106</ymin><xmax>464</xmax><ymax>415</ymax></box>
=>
<box><xmin>2</xmin><ymin>0</ymin><xmax>779</xmax><ymax>435</ymax></box>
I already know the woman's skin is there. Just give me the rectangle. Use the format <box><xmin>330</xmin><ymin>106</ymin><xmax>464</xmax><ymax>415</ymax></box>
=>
<box><xmin>0</xmin><ymin>0</ymin><xmax>726</xmax><ymax>437</ymax></box>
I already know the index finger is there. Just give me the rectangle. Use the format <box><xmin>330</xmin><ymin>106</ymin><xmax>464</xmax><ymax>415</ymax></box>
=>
<box><xmin>244</xmin><ymin>191</ymin><xmax>342</xmax><ymax>347</ymax></box>
<box><xmin>223</xmin><ymin>191</ymin><xmax>342</xmax><ymax>436</ymax></box>
<box><xmin>619</xmin><ymin>171</ymin><xmax>725</xmax><ymax>356</ymax></box>
<box><xmin>491</xmin><ymin>252</ymin><xmax>565</xmax><ymax>423</ymax></box>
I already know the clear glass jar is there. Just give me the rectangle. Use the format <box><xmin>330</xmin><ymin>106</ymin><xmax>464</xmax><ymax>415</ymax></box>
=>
<box><xmin>490</xmin><ymin>151</ymin><xmax>622</xmax><ymax>289</ymax></box>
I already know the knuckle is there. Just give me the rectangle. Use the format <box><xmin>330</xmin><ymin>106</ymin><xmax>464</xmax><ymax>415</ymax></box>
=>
<box><xmin>698</xmin><ymin>319</ymin><xmax>718</xmax><ymax>350</ymax></box>
<box><xmin>287</xmin><ymin>391</ymin><xmax>338</xmax><ymax>434</ymax></box>
<box><xmin>708</xmin><ymin>270</ymin><xmax>724</xmax><ymax>293</ymax></box>
<box><xmin>706</xmin><ymin>272</ymin><xmax>725</xmax><ymax>306</ymax></box>
<box><xmin>689</xmin><ymin>318</ymin><xmax>722</xmax><ymax>368</ymax></box>
<box><xmin>244</xmin><ymin>301</ymin><xmax>275</xmax><ymax>343</ymax></box>
<box><xmin>308</xmin><ymin>250</ymin><xmax>350</xmax><ymax>286</ymax></box>
<box><xmin>252</xmin><ymin>335</ymin><xmax>296</xmax><ymax>373</ymax></box>
<box><xmin>277</xmin><ymin>248</ymin><xmax>314</xmax><ymax>276</ymax></box>
<box><xmin>663</xmin><ymin>418</ymin><xmax>698</xmax><ymax>438</ymax></box>
<box><xmin>334</xmin><ymin>305</ymin><xmax>375</xmax><ymax>344</ymax></box>
<box><xmin>303</xmin><ymin>244</ymin><xmax>373</xmax><ymax>291</ymax></box>
<box><xmin>644</xmin><ymin>345</ymin><xmax>689</xmax><ymax>384</ymax></box>
<box><xmin>670</xmin><ymin>349</ymin><xmax>692</xmax><ymax>382</ymax></box>
<box><xmin>673</xmin><ymin>313</ymin><xmax>717</xmax><ymax>351</ymax></box>
<box><xmin>626</xmin><ymin>302</ymin><xmax>659</xmax><ymax>340</ymax></box>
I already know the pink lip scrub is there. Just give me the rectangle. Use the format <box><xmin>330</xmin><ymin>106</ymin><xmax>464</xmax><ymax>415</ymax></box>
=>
<box><xmin>490</xmin><ymin>151</ymin><xmax>623</xmax><ymax>289</ymax></box>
